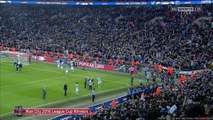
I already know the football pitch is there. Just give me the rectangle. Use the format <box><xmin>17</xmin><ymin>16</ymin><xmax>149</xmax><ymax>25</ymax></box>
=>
<box><xmin>0</xmin><ymin>56</ymin><xmax>143</xmax><ymax>116</ymax></box>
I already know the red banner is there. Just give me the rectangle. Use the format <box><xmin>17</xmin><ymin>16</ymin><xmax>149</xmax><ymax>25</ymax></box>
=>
<box><xmin>31</xmin><ymin>56</ymin><xmax>55</xmax><ymax>63</ymax></box>
<box><xmin>14</xmin><ymin>108</ymin><xmax>90</xmax><ymax>115</ymax></box>
<box><xmin>78</xmin><ymin>61</ymin><xmax>104</xmax><ymax>69</ymax></box>
<box><xmin>103</xmin><ymin>65</ymin><xmax>115</xmax><ymax>71</ymax></box>
<box><xmin>9</xmin><ymin>53</ymin><xmax>18</xmax><ymax>57</ymax></box>
<box><xmin>8</xmin><ymin>53</ymin><xmax>114</xmax><ymax>71</ymax></box>
<box><xmin>77</xmin><ymin>62</ymin><xmax>115</xmax><ymax>71</ymax></box>
<box><xmin>44</xmin><ymin>57</ymin><xmax>55</xmax><ymax>63</ymax></box>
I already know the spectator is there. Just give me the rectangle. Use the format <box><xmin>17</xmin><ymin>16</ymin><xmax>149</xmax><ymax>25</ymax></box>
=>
<box><xmin>0</xmin><ymin>4</ymin><xmax>212</xmax><ymax>71</ymax></box>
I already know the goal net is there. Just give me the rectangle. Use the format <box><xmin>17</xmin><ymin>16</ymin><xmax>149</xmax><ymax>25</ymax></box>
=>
<box><xmin>0</xmin><ymin>51</ymin><xmax>29</xmax><ymax>65</ymax></box>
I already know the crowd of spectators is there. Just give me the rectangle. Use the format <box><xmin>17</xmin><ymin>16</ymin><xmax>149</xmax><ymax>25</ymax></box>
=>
<box><xmin>81</xmin><ymin>70</ymin><xmax>213</xmax><ymax>120</ymax></box>
<box><xmin>7</xmin><ymin>0</ymin><xmax>188</xmax><ymax>2</ymax></box>
<box><xmin>0</xmin><ymin>4</ymin><xmax>212</xmax><ymax>70</ymax></box>
<box><xmin>0</xmin><ymin>4</ymin><xmax>212</xmax><ymax>120</ymax></box>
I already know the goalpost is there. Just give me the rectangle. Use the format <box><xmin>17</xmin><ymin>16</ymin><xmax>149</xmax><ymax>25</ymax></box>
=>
<box><xmin>0</xmin><ymin>51</ymin><xmax>30</xmax><ymax>65</ymax></box>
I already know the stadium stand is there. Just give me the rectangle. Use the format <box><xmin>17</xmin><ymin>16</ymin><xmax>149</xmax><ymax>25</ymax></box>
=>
<box><xmin>53</xmin><ymin>70</ymin><xmax>213</xmax><ymax>119</ymax></box>
<box><xmin>2</xmin><ymin>0</ymin><xmax>197</xmax><ymax>2</ymax></box>
<box><xmin>0</xmin><ymin>4</ymin><xmax>212</xmax><ymax>71</ymax></box>
<box><xmin>87</xmin><ymin>71</ymin><xmax>213</xmax><ymax>120</ymax></box>
<box><xmin>0</xmin><ymin>2</ymin><xmax>212</xmax><ymax>120</ymax></box>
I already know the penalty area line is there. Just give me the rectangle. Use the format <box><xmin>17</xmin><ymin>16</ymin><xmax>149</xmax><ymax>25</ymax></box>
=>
<box><xmin>0</xmin><ymin>86</ymin><xmax>129</xmax><ymax>118</ymax></box>
<box><xmin>11</xmin><ymin>64</ymin><xmax>129</xmax><ymax>86</ymax></box>
<box><xmin>29</xmin><ymin>67</ymin><xmax>128</xmax><ymax>86</ymax></box>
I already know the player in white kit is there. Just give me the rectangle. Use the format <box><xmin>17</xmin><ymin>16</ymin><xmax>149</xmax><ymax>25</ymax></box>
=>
<box><xmin>65</xmin><ymin>66</ymin><xmax>68</xmax><ymax>76</ymax></box>
<box><xmin>61</xmin><ymin>61</ymin><xmax>64</xmax><ymax>69</ymax></box>
<box><xmin>57</xmin><ymin>60</ymin><xmax>60</xmax><ymax>68</ymax></box>
<box><xmin>70</xmin><ymin>62</ymin><xmax>74</xmax><ymax>72</ymax></box>
<box><xmin>75</xmin><ymin>82</ymin><xmax>79</xmax><ymax>95</ymax></box>
<box><xmin>97</xmin><ymin>76</ymin><xmax>102</xmax><ymax>88</ymax></box>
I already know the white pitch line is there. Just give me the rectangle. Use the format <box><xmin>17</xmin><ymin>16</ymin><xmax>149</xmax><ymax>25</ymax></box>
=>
<box><xmin>0</xmin><ymin>65</ymin><xmax>128</xmax><ymax>89</ymax></box>
<box><xmin>2</xmin><ymin>83</ymin><xmax>88</xmax><ymax>105</ymax></box>
<box><xmin>0</xmin><ymin>76</ymin><xmax>64</xmax><ymax>89</ymax></box>
<box><xmin>30</xmin><ymin>85</ymin><xmax>128</xmax><ymax>108</ymax></box>
<box><xmin>0</xmin><ymin>86</ymin><xmax>128</xmax><ymax>117</ymax></box>
<box><xmin>24</xmin><ymin>66</ymin><xmax>128</xmax><ymax>86</ymax></box>
<box><xmin>0</xmin><ymin>62</ymin><xmax>130</xmax><ymax>116</ymax></box>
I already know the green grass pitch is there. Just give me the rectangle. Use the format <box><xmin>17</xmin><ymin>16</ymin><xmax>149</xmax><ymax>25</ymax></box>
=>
<box><xmin>0</xmin><ymin>56</ymin><xmax>144</xmax><ymax>116</ymax></box>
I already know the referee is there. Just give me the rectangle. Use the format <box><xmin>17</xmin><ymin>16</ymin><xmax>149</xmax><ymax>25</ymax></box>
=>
<box><xmin>64</xmin><ymin>83</ymin><xmax>68</xmax><ymax>96</ymax></box>
<box><xmin>42</xmin><ymin>86</ymin><xmax>46</xmax><ymax>99</ymax></box>
<box><xmin>92</xmin><ymin>88</ymin><xmax>96</xmax><ymax>102</ymax></box>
